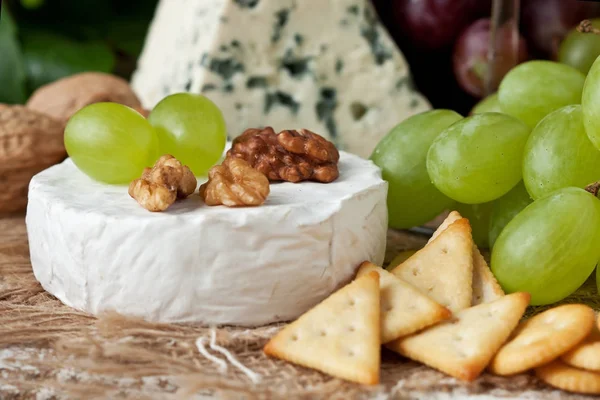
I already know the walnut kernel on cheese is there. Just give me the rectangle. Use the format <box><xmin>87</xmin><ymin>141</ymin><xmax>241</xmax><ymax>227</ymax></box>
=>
<box><xmin>200</xmin><ymin>157</ymin><xmax>270</xmax><ymax>207</ymax></box>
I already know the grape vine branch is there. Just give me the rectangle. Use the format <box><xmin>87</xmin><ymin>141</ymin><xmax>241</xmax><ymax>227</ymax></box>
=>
<box><xmin>584</xmin><ymin>181</ymin><xmax>600</xmax><ymax>197</ymax></box>
<box><xmin>578</xmin><ymin>19</ymin><xmax>600</xmax><ymax>35</ymax></box>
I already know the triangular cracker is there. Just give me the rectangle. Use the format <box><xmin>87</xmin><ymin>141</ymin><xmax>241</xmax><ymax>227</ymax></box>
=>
<box><xmin>385</xmin><ymin>250</ymin><xmax>417</xmax><ymax>271</ymax></box>
<box><xmin>357</xmin><ymin>262</ymin><xmax>451</xmax><ymax>343</ymax></box>
<box><xmin>428</xmin><ymin>211</ymin><xmax>462</xmax><ymax>243</ymax></box>
<box><xmin>429</xmin><ymin>211</ymin><xmax>504</xmax><ymax>306</ymax></box>
<box><xmin>392</xmin><ymin>218</ymin><xmax>474</xmax><ymax>312</ymax></box>
<box><xmin>471</xmin><ymin>247</ymin><xmax>504</xmax><ymax>305</ymax></box>
<box><xmin>386</xmin><ymin>292</ymin><xmax>530</xmax><ymax>381</ymax></box>
<box><xmin>263</xmin><ymin>271</ymin><xmax>381</xmax><ymax>385</ymax></box>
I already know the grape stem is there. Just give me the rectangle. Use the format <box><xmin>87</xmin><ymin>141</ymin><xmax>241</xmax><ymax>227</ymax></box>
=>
<box><xmin>585</xmin><ymin>182</ymin><xmax>600</xmax><ymax>198</ymax></box>
<box><xmin>578</xmin><ymin>20</ymin><xmax>600</xmax><ymax>35</ymax></box>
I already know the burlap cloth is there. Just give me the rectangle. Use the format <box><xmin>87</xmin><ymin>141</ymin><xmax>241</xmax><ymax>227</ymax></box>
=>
<box><xmin>0</xmin><ymin>214</ymin><xmax>597</xmax><ymax>399</ymax></box>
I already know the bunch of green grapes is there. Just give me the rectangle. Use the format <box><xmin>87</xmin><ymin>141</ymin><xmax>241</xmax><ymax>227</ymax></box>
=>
<box><xmin>374</xmin><ymin>58</ymin><xmax>600</xmax><ymax>305</ymax></box>
<box><xmin>65</xmin><ymin>93</ymin><xmax>226</xmax><ymax>184</ymax></box>
<box><xmin>370</xmin><ymin>110</ymin><xmax>461</xmax><ymax>229</ymax></box>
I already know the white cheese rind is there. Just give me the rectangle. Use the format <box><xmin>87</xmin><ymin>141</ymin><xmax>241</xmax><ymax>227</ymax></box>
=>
<box><xmin>26</xmin><ymin>152</ymin><xmax>387</xmax><ymax>326</ymax></box>
<box><xmin>131</xmin><ymin>0</ymin><xmax>430</xmax><ymax>158</ymax></box>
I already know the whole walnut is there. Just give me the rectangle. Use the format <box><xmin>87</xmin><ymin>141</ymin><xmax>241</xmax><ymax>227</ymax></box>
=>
<box><xmin>227</xmin><ymin>127</ymin><xmax>340</xmax><ymax>183</ymax></box>
<box><xmin>26</xmin><ymin>72</ymin><xmax>143</xmax><ymax>124</ymax></box>
<box><xmin>0</xmin><ymin>105</ymin><xmax>66</xmax><ymax>213</ymax></box>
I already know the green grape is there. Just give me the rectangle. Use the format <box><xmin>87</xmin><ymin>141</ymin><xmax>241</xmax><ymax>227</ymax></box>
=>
<box><xmin>491</xmin><ymin>187</ymin><xmax>600</xmax><ymax>305</ymax></box>
<box><xmin>470</xmin><ymin>93</ymin><xmax>501</xmax><ymax>115</ymax></box>
<box><xmin>148</xmin><ymin>93</ymin><xmax>227</xmax><ymax>176</ymax></box>
<box><xmin>488</xmin><ymin>181</ymin><xmax>532</xmax><ymax>249</ymax></box>
<box><xmin>558</xmin><ymin>19</ymin><xmax>600</xmax><ymax>75</ymax></box>
<box><xmin>426</xmin><ymin>112</ymin><xmax>530</xmax><ymax>204</ymax></box>
<box><xmin>370</xmin><ymin>110</ymin><xmax>462</xmax><ymax>229</ymax></box>
<box><xmin>455</xmin><ymin>202</ymin><xmax>492</xmax><ymax>248</ymax></box>
<box><xmin>582</xmin><ymin>56</ymin><xmax>600</xmax><ymax>151</ymax></box>
<box><xmin>64</xmin><ymin>103</ymin><xmax>158</xmax><ymax>184</ymax></box>
<box><xmin>523</xmin><ymin>105</ymin><xmax>600</xmax><ymax>200</ymax></box>
<box><xmin>498</xmin><ymin>60</ymin><xmax>586</xmax><ymax>129</ymax></box>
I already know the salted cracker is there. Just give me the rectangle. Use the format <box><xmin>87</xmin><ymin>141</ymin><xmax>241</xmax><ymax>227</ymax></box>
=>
<box><xmin>385</xmin><ymin>250</ymin><xmax>417</xmax><ymax>271</ymax></box>
<box><xmin>536</xmin><ymin>360</ymin><xmax>600</xmax><ymax>395</ymax></box>
<box><xmin>263</xmin><ymin>271</ymin><xmax>381</xmax><ymax>385</ymax></box>
<box><xmin>561</xmin><ymin>314</ymin><xmax>600</xmax><ymax>371</ymax></box>
<box><xmin>489</xmin><ymin>304</ymin><xmax>595</xmax><ymax>376</ymax></box>
<box><xmin>428</xmin><ymin>210</ymin><xmax>462</xmax><ymax>242</ymax></box>
<box><xmin>386</xmin><ymin>292</ymin><xmax>530</xmax><ymax>381</ymax></box>
<box><xmin>429</xmin><ymin>211</ymin><xmax>504</xmax><ymax>306</ymax></box>
<box><xmin>357</xmin><ymin>262</ymin><xmax>451</xmax><ymax>343</ymax></box>
<box><xmin>392</xmin><ymin>218</ymin><xmax>473</xmax><ymax>312</ymax></box>
<box><xmin>471</xmin><ymin>247</ymin><xmax>504</xmax><ymax>305</ymax></box>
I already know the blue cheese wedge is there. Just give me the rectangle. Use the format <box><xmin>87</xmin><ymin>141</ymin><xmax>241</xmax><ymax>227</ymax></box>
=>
<box><xmin>131</xmin><ymin>0</ymin><xmax>430</xmax><ymax>158</ymax></box>
<box><xmin>26</xmin><ymin>150</ymin><xmax>388</xmax><ymax>326</ymax></box>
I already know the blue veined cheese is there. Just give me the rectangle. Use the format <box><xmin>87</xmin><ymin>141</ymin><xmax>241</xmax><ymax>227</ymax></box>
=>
<box><xmin>131</xmin><ymin>0</ymin><xmax>430</xmax><ymax>158</ymax></box>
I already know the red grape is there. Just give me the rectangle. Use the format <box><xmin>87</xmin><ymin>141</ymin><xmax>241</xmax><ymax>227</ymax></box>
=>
<box><xmin>453</xmin><ymin>18</ymin><xmax>528</xmax><ymax>98</ymax></box>
<box><xmin>521</xmin><ymin>0</ymin><xmax>600</xmax><ymax>57</ymax></box>
<box><xmin>473</xmin><ymin>0</ymin><xmax>492</xmax><ymax>18</ymax></box>
<box><xmin>391</xmin><ymin>0</ymin><xmax>480</xmax><ymax>50</ymax></box>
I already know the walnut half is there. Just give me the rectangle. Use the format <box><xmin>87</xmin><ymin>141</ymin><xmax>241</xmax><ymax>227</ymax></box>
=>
<box><xmin>129</xmin><ymin>155</ymin><xmax>197</xmax><ymax>211</ymax></box>
<box><xmin>128</xmin><ymin>179</ymin><xmax>177</xmax><ymax>212</ymax></box>
<box><xmin>227</xmin><ymin>127</ymin><xmax>339</xmax><ymax>183</ymax></box>
<box><xmin>277</xmin><ymin>129</ymin><xmax>339</xmax><ymax>183</ymax></box>
<box><xmin>200</xmin><ymin>157</ymin><xmax>270</xmax><ymax>207</ymax></box>
<box><xmin>142</xmin><ymin>155</ymin><xmax>197</xmax><ymax>199</ymax></box>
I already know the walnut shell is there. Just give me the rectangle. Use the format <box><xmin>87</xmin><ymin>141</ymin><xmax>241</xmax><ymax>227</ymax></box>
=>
<box><xmin>26</xmin><ymin>72</ymin><xmax>143</xmax><ymax>124</ymax></box>
<box><xmin>0</xmin><ymin>105</ymin><xmax>66</xmax><ymax>213</ymax></box>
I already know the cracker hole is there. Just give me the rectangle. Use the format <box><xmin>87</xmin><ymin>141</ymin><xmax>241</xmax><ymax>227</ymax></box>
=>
<box><xmin>319</xmin><ymin>330</ymin><xmax>327</xmax><ymax>337</ymax></box>
<box><xmin>291</xmin><ymin>334</ymin><xmax>298</xmax><ymax>341</ymax></box>
<box><xmin>348</xmin><ymin>326</ymin><xmax>355</xmax><ymax>332</ymax></box>
<box><xmin>386</xmin><ymin>305</ymin><xmax>393</xmax><ymax>312</ymax></box>
<box><xmin>453</xmin><ymin>335</ymin><xmax>463</xmax><ymax>342</ymax></box>
<box><xmin>456</xmin><ymin>350</ymin><xmax>467</xmax><ymax>358</ymax></box>
<box><xmin>412</xmin><ymin>269</ymin><xmax>419</xmax><ymax>277</ymax></box>
<box><xmin>487</xmin><ymin>311</ymin><xmax>494</xmax><ymax>318</ymax></box>
<box><xmin>441</xmin><ymin>248</ymin><xmax>448</xmax><ymax>254</ymax></box>
<box><xmin>348</xmin><ymin>350</ymin><xmax>355</xmax><ymax>357</ymax></box>
<box><xmin>349</xmin><ymin>299</ymin><xmax>356</xmax><ymax>306</ymax></box>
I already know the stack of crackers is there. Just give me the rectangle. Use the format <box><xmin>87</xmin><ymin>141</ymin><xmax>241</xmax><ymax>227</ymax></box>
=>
<box><xmin>263</xmin><ymin>211</ymin><xmax>600</xmax><ymax>396</ymax></box>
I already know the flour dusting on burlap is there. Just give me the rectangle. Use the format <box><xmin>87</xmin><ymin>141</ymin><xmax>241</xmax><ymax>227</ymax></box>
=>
<box><xmin>0</xmin><ymin>214</ymin><xmax>595</xmax><ymax>399</ymax></box>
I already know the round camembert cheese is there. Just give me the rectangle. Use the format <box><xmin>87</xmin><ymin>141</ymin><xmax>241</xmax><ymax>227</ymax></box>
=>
<box><xmin>26</xmin><ymin>151</ymin><xmax>388</xmax><ymax>326</ymax></box>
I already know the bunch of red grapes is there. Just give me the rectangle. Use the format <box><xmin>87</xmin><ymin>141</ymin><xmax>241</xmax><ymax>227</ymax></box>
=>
<box><xmin>372</xmin><ymin>0</ymin><xmax>600</xmax><ymax>114</ymax></box>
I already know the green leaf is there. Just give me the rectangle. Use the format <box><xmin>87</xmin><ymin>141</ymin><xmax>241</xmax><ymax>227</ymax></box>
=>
<box><xmin>20</xmin><ymin>0</ymin><xmax>45</xmax><ymax>10</ymax></box>
<box><xmin>22</xmin><ymin>30</ymin><xmax>116</xmax><ymax>92</ymax></box>
<box><xmin>107</xmin><ymin>0</ymin><xmax>159</xmax><ymax>57</ymax></box>
<box><xmin>107</xmin><ymin>16</ymin><xmax>151</xmax><ymax>57</ymax></box>
<box><xmin>0</xmin><ymin>5</ymin><xmax>27</xmax><ymax>104</ymax></box>
<box><xmin>11</xmin><ymin>0</ymin><xmax>111</xmax><ymax>41</ymax></box>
